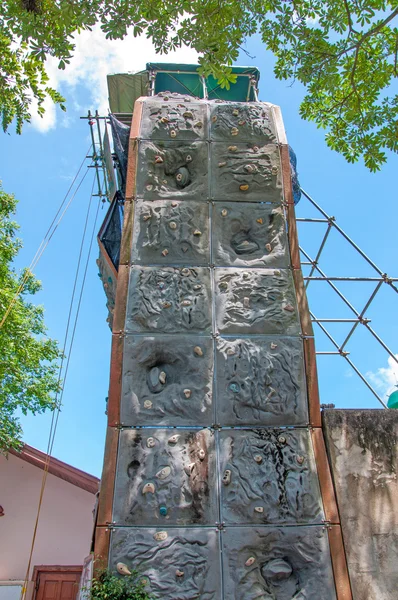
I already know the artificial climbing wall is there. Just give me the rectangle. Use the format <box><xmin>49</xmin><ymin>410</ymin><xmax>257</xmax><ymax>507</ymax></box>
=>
<box><xmin>95</xmin><ymin>93</ymin><xmax>352</xmax><ymax>599</ymax></box>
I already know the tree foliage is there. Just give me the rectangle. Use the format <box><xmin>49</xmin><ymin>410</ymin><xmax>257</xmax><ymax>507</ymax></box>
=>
<box><xmin>0</xmin><ymin>183</ymin><xmax>62</xmax><ymax>452</ymax></box>
<box><xmin>87</xmin><ymin>569</ymin><xmax>153</xmax><ymax>600</ymax></box>
<box><xmin>1</xmin><ymin>0</ymin><xmax>398</xmax><ymax>169</ymax></box>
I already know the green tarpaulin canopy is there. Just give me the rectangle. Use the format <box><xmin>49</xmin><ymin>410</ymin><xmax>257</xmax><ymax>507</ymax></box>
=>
<box><xmin>107</xmin><ymin>63</ymin><xmax>260</xmax><ymax>113</ymax></box>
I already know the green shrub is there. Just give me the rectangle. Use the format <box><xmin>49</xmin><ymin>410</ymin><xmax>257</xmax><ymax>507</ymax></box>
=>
<box><xmin>87</xmin><ymin>569</ymin><xmax>153</xmax><ymax>600</ymax></box>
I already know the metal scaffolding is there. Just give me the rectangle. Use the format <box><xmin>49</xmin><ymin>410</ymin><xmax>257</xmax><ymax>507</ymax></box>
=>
<box><xmin>298</xmin><ymin>189</ymin><xmax>398</xmax><ymax>409</ymax></box>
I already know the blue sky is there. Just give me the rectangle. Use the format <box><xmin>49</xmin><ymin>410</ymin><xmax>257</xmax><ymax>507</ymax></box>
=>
<box><xmin>0</xmin><ymin>31</ymin><xmax>397</xmax><ymax>477</ymax></box>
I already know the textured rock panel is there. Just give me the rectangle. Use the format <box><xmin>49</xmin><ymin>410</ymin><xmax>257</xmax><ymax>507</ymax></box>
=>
<box><xmin>212</xmin><ymin>202</ymin><xmax>288</xmax><ymax>268</ymax></box>
<box><xmin>132</xmin><ymin>200</ymin><xmax>209</xmax><ymax>265</ymax></box>
<box><xmin>215</xmin><ymin>268</ymin><xmax>299</xmax><ymax>335</ymax></box>
<box><xmin>141</xmin><ymin>100</ymin><xmax>208</xmax><ymax>141</ymax></box>
<box><xmin>219</xmin><ymin>429</ymin><xmax>323</xmax><ymax>524</ymax></box>
<box><xmin>113</xmin><ymin>429</ymin><xmax>217</xmax><ymax>525</ymax></box>
<box><xmin>222</xmin><ymin>526</ymin><xmax>336</xmax><ymax>600</ymax></box>
<box><xmin>209</xmin><ymin>102</ymin><xmax>276</xmax><ymax>143</ymax></box>
<box><xmin>136</xmin><ymin>140</ymin><xmax>208</xmax><ymax>200</ymax></box>
<box><xmin>211</xmin><ymin>142</ymin><xmax>282</xmax><ymax>202</ymax></box>
<box><xmin>121</xmin><ymin>335</ymin><xmax>213</xmax><ymax>426</ymax></box>
<box><xmin>126</xmin><ymin>266</ymin><xmax>212</xmax><ymax>333</ymax></box>
<box><xmin>110</xmin><ymin>527</ymin><xmax>221</xmax><ymax>599</ymax></box>
<box><xmin>215</xmin><ymin>337</ymin><xmax>307</xmax><ymax>426</ymax></box>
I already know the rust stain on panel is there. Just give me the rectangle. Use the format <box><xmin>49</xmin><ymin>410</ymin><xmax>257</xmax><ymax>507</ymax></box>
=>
<box><xmin>119</xmin><ymin>199</ymin><xmax>134</xmax><ymax>266</ymax></box>
<box><xmin>107</xmin><ymin>333</ymin><xmax>124</xmax><ymax>426</ymax></box>
<box><xmin>94</xmin><ymin>526</ymin><xmax>111</xmax><ymax>572</ymax></box>
<box><xmin>280</xmin><ymin>144</ymin><xmax>301</xmax><ymax>269</ymax></box>
<box><xmin>112</xmin><ymin>264</ymin><xmax>129</xmax><ymax>334</ymax></box>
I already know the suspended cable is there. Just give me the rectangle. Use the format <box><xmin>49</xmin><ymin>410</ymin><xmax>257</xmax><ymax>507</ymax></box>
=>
<box><xmin>0</xmin><ymin>148</ymin><xmax>91</xmax><ymax>331</ymax></box>
<box><xmin>20</xmin><ymin>174</ymin><xmax>98</xmax><ymax>600</ymax></box>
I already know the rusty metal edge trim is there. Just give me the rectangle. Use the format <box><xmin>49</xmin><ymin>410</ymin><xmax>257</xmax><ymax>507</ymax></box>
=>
<box><xmin>93</xmin><ymin>526</ymin><xmax>111</xmax><ymax>573</ymax></box>
<box><xmin>311</xmin><ymin>428</ymin><xmax>340</xmax><ymax>524</ymax></box>
<box><xmin>119</xmin><ymin>199</ymin><xmax>134</xmax><ymax>267</ymax></box>
<box><xmin>280</xmin><ymin>145</ymin><xmax>301</xmax><ymax>270</ymax></box>
<box><xmin>293</xmin><ymin>269</ymin><xmax>314</xmax><ymax>338</ymax></box>
<box><xmin>96</xmin><ymin>426</ymin><xmax>119</xmax><ymax>526</ymax></box>
<box><xmin>328</xmin><ymin>525</ymin><xmax>353</xmax><ymax>600</ymax></box>
<box><xmin>304</xmin><ymin>337</ymin><xmax>322</xmax><ymax>427</ymax></box>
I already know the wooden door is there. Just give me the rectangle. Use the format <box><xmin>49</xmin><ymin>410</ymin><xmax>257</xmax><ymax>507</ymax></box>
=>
<box><xmin>35</xmin><ymin>568</ymin><xmax>82</xmax><ymax>600</ymax></box>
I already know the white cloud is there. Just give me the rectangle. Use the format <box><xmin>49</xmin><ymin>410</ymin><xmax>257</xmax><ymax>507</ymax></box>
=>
<box><xmin>367</xmin><ymin>354</ymin><xmax>398</xmax><ymax>398</ymax></box>
<box><xmin>30</xmin><ymin>25</ymin><xmax>198</xmax><ymax>132</ymax></box>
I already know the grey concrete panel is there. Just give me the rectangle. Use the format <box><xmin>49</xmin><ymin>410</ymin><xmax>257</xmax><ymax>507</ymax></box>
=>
<box><xmin>126</xmin><ymin>266</ymin><xmax>212</xmax><ymax>333</ymax></box>
<box><xmin>222</xmin><ymin>526</ymin><xmax>336</xmax><ymax>600</ymax></box>
<box><xmin>323</xmin><ymin>409</ymin><xmax>398</xmax><ymax>600</ymax></box>
<box><xmin>121</xmin><ymin>335</ymin><xmax>213</xmax><ymax>426</ymax></box>
<box><xmin>141</xmin><ymin>100</ymin><xmax>208</xmax><ymax>141</ymax></box>
<box><xmin>211</xmin><ymin>142</ymin><xmax>282</xmax><ymax>203</ymax></box>
<box><xmin>110</xmin><ymin>527</ymin><xmax>221</xmax><ymax>599</ymax></box>
<box><xmin>219</xmin><ymin>429</ymin><xmax>323</xmax><ymax>525</ymax></box>
<box><xmin>215</xmin><ymin>268</ymin><xmax>300</xmax><ymax>335</ymax></box>
<box><xmin>212</xmin><ymin>203</ymin><xmax>289</xmax><ymax>268</ymax></box>
<box><xmin>215</xmin><ymin>337</ymin><xmax>308</xmax><ymax>426</ymax></box>
<box><xmin>113</xmin><ymin>429</ymin><xmax>217</xmax><ymax>526</ymax></box>
<box><xmin>136</xmin><ymin>140</ymin><xmax>208</xmax><ymax>200</ymax></box>
<box><xmin>209</xmin><ymin>102</ymin><xmax>276</xmax><ymax>143</ymax></box>
<box><xmin>132</xmin><ymin>200</ymin><xmax>210</xmax><ymax>265</ymax></box>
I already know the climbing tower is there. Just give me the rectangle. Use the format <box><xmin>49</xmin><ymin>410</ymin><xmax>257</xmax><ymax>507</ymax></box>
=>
<box><xmin>94</xmin><ymin>64</ymin><xmax>352</xmax><ymax>599</ymax></box>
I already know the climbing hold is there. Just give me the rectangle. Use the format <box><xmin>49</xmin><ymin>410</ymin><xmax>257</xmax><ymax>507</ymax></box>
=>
<box><xmin>153</xmin><ymin>531</ymin><xmax>168</xmax><ymax>542</ymax></box>
<box><xmin>256</xmin><ymin>218</ymin><xmax>263</xmax><ymax>224</ymax></box>
<box><xmin>194</xmin><ymin>346</ymin><xmax>203</xmax><ymax>357</ymax></box>
<box><xmin>228</xmin><ymin>145</ymin><xmax>238</xmax><ymax>152</ymax></box>
<box><xmin>163</xmin><ymin>301</ymin><xmax>172</xmax><ymax>309</ymax></box>
<box><xmin>238</xmin><ymin>120</ymin><xmax>246</xmax><ymax>126</ymax></box>
<box><xmin>243</xmin><ymin>297</ymin><xmax>250</xmax><ymax>308</ymax></box>
<box><xmin>253</xmin><ymin>145</ymin><xmax>259</xmax><ymax>152</ymax></box>
<box><xmin>156</xmin><ymin>466</ymin><xmax>171</xmax><ymax>480</ymax></box>
<box><xmin>254</xmin><ymin>506</ymin><xmax>264</xmax><ymax>513</ymax></box>
<box><xmin>186</xmin><ymin>155</ymin><xmax>192</xmax><ymax>162</ymax></box>
<box><xmin>147</xmin><ymin>437</ymin><xmax>156</xmax><ymax>448</ymax></box>
<box><xmin>146</xmin><ymin>184</ymin><xmax>153</xmax><ymax>191</ymax></box>
<box><xmin>232</xmin><ymin>109</ymin><xmax>239</xmax><ymax>116</ymax></box>
<box><xmin>193</xmin><ymin>284</ymin><xmax>202</xmax><ymax>290</ymax></box>
<box><xmin>271</xmin><ymin>165</ymin><xmax>279</xmax><ymax>175</ymax></box>
<box><xmin>184</xmin><ymin>462</ymin><xmax>195</xmax><ymax>476</ymax></box>
<box><xmin>155</xmin><ymin>155</ymin><xmax>163</xmax><ymax>164</ymax></box>
<box><xmin>231</xmin><ymin>127</ymin><xmax>239</xmax><ymax>136</ymax></box>
<box><xmin>270</xmin><ymin>343</ymin><xmax>278</xmax><ymax>350</ymax></box>
<box><xmin>159</xmin><ymin>505</ymin><xmax>168</xmax><ymax>516</ymax></box>
<box><xmin>171</xmin><ymin>201</ymin><xmax>178</xmax><ymax>207</ymax></box>
<box><xmin>168</xmin><ymin>434</ymin><xmax>180</xmax><ymax>445</ymax></box>
<box><xmin>226</xmin><ymin>348</ymin><xmax>235</xmax><ymax>356</ymax></box>
<box><xmin>176</xmin><ymin>570</ymin><xmax>184</xmax><ymax>578</ymax></box>
<box><xmin>254</xmin><ymin>454</ymin><xmax>263</xmax><ymax>464</ymax></box>
<box><xmin>160</xmin><ymin>117</ymin><xmax>169</xmax><ymax>123</ymax></box>
<box><xmin>229</xmin><ymin>382</ymin><xmax>240</xmax><ymax>393</ymax></box>
<box><xmin>245</xmin><ymin>557</ymin><xmax>256</xmax><ymax>567</ymax></box>
<box><xmin>194</xmin><ymin>121</ymin><xmax>203</xmax><ymax>128</ymax></box>
<box><xmin>218</xmin><ymin>161</ymin><xmax>227</xmax><ymax>168</ymax></box>
<box><xmin>296</xmin><ymin>455</ymin><xmax>305</xmax><ymax>465</ymax></box>
<box><xmin>143</xmin><ymin>214</ymin><xmax>151</xmax><ymax>221</ymax></box>
<box><xmin>284</xmin><ymin>304</ymin><xmax>295</xmax><ymax>312</ymax></box>
<box><xmin>274</xmin><ymin>269</ymin><xmax>281</xmax><ymax>276</ymax></box>
<box><xmin>181</xmin><ymin>300</ymin><xmax>192</xmax><ymax>306</ymax></box>
<box><xmin>183</xmin><ymin>111</ymin><xmax>193</xmax><ymax>119</ymax></box>
<box><xmin>243</xmin><ymin>272</ymin><xmax>250</xmax><ymax>279</ymax></box>
<box><xmin>158</xmin><ymin>371</ymin><xmax>167</xmax><ymax>385</ymax></box>
<box><xmin>181</xmin><ymin>268</ymin><xmax>190</xmax><ymax>276</ymax></box>
<box><xmin>116</xmin><ymin>563</ymin><xmax>131</xmax><ymax>576</ymax></box>
<box><xmin>239</xmin><ymin>184</ymin><xmax>249</xmax><ymax>191</ymax></box>
<box><xmin>212</xmin><ymin>115</ymin><xmax>217</xmax><ymax>122</ymax></box>
<box><xmin>261</xmin><ymin>558</ymin><xmax>292</xmax><ymax>581</ymax></box>
<box><xmin>169</xmin><ymin>221</ymin><xmax>177</xmax><ymax>230</ymax></box>
<box><xmin>221</xmin><ymin>208</ymin><xmax>228</xmax><ymax>217</ymax></box>
<box><xmin>142</xmin><ymin>483</ymin><xmax>155</xmax><ymax>495</ymax></box>
<box><xmin>265</xmin><ymin>243</ymin><xmax>272</xmax><ymax>252</ymax></box>
<box><xmin>245</xmin><ymin>164</ymin><xmax>255</xmax><ymax>173</ymax></box>
<box><xmin>198</xmin><ymin>449</ymin><xmax>206</xmax><ymax>461</ymax></box>
<box><xmin>278</xmin><ymin>435</ymin><xmax>287</xmax><ymax>444</ymax></box>
<box><xmin>162</xmin><ymin>249</ymin><xmax>169</xmax><ymax>256</ymax></box>
<box><xmin>183</xmin><ymin>389</ymin><xmax>191</xmax><ymax>398</ymax></box>
<box><xmin>193</xmin><ymin>229</ymin><xmax>202</xmax><ymax>236</ymax></box>
<box><xmin>170</xmin><ymin>129</ymin><xmax>177</xmax><ymax>138</ymax></box>
<box><xmin>144</xmin><ymin>400</ymin><xmax>153</xmax><ymax>409</ymax></box>
<box><xmin>222</xmin><ymin>470</ymin><xmax>231</xmax><ymax>485</ymax></box>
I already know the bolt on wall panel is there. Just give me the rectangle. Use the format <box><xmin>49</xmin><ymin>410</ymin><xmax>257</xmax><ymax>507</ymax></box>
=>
<box><xmin>215</xmin><ymin>336</ymin><xmax>308</xmax><ymax>426</ymax></box>
<box><xmin>210</xmin><ymin>142</ymin><xmax>282</xmax><ymax>203</ymax></box>
<box><xmin>214</xmin><ymin>268</ymin><xmax>300</xmax><ymax>335</ymax></box>
<box><xmin>209</xmin><ymin>101</ymin><xmax>277</xmax><ymax>143</ymax></box>
<box><xmin>211</xmin><ymin>202</ymin><xmax>289</xmax><ymax>268</ymax></box>
<box><xmin>219</xmin><ymin>429</ymin><xmax>323</xmax><ymax>525</ymax></box>
<box><xmin>110</xmin><ymin>527</ymin><xmax>221</xmax><ymax>599</ymax></box>
<box><xmin>140</xmin><ymin>100</ymin><xmax>208</xmax><ymax>141</ymax></box>
<box><xmin>132</xmin><ymin>200</ymin><xmax>210</xmax><ymax>265</ymax></box>
<box><xmin>125</xmin><ymin>266</ymin><xmax>212</xmax><ymax>334</ymax></box>
<box><xmin>221</xmin><ymin>526</ymin><xmax>336</xmax><ymax>600</ymax></box>
<box><xmin>113</xmin><ymin>429</ymin><xmax>218</xmax><ymax>526</ymax></box>
<box><xmin>121</xmin><ymin>335</ymin><xmax>213</xmax><ymax>426</ymax></box>
<box><xmin>136</xmin><ymin>140</ymin><xmax>209</xmax><ymax>200</ymax></box>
